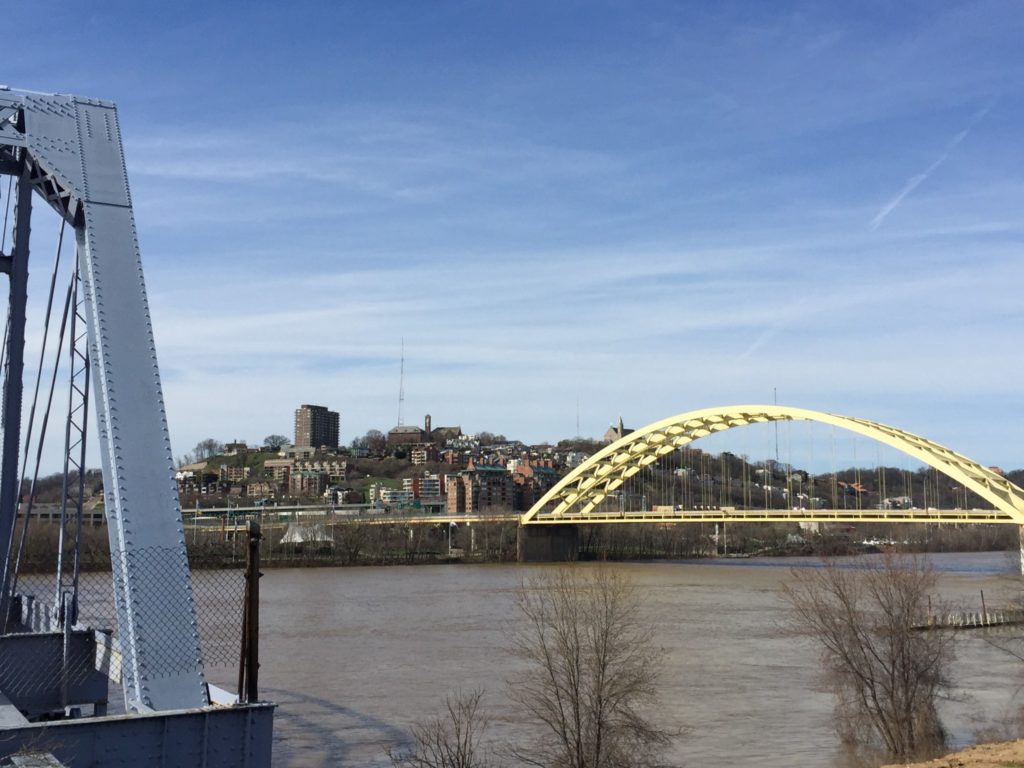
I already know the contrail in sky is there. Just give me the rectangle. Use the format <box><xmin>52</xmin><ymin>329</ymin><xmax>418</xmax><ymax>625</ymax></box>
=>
<box><xmin>870</xmin><ymin>103</ymin><xmax>994</xmax><ymax>230</ymax></box>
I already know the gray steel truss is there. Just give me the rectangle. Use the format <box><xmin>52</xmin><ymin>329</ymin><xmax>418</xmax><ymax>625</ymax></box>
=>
<box><xmin>0</xmin><ymin>88</ymin><xmax>207</xmax><ymax>712</ymax></box>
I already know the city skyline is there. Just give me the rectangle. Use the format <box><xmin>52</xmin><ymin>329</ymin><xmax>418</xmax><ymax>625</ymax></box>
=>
<box><xmin>5</xmin><ymin>1</ymin><xmax>1024</xmax><ymax>470</ymax></box>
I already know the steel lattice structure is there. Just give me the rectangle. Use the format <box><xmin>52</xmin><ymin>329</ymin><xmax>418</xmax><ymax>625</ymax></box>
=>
<box><xmin>0</xmin><ymin>87</ymin><xmax>206</xmax><ymax>712</ymax></box>
<box><xmin>523</xmin><ymin>405</ymin><xmax>1024</xmax><ymax>524</ymax></box>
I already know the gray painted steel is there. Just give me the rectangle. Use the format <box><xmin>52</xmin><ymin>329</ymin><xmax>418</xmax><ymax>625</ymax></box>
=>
<box><xmin>0</xmin><ymin>632</ymin><xmax>108</xmax><ymax>718</ymax></box>
<box><xmin>0</xmin><ymin>89</ymin><xmax>207</xmax><ymax>711</ymax></box>
<box><xmin>0</xmin><ymin>701</ymin><xmax>275</xmax><ymax>767</ymax></box>
<box><xmin>0</xmin><ymin>168</ymin><xmax>30</xmax><ymax>613</ymax></box>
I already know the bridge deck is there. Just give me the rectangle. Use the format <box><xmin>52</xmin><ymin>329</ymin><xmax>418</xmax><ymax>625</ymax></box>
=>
<box><xmin>184</xmin><ymin>506</ymin><xmax>1014</xmax><ymax>529</ymax></box>
<box><xmin>527</xmin><ymin>507</ymin><xmax>1013</xmax><ymax>524</ymax></box>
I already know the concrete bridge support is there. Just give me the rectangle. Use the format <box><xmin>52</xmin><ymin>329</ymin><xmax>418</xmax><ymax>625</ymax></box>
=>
<box><xmin>1019</xmin><ymin>525</ymin><xmax>1024</xmax><ymax>577</ymax></box>
<box><xmin>517</xmin><ymin>525</ymin><xmax>579</xmax><ymax>562</ymax></box>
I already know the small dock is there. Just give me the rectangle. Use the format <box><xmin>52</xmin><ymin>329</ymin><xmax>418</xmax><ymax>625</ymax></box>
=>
<box><xmin>913</xmin><ymin>609</ymin><xmax>1024</xmax><ymax>632</ymax></box>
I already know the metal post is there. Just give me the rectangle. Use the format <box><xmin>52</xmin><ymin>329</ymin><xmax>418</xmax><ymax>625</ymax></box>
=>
<box><xmin>238</xmin><ymin>521</ymin><xmax>262</xmax><ymax>703</ymax></box>
<box><xmin>60</xmin><ymin>592</ymin><xmax>72</xmax><ymax>708</ymax></box>
<box><xmin>1019</xmin><ymin>525</ymin><xmax>1024</xmax><ymax>578</ymax></box>
<box><xmin>0</xmin><ymin>168</ymin><xmax>31</xmax><ymax>624</ymax></box>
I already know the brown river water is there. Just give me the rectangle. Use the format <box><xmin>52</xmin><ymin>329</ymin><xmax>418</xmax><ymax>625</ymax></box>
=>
<box><xmin>208</xmin><ymin>552</ymin><xmax>1024</xmax><ymax>767</ymax></box>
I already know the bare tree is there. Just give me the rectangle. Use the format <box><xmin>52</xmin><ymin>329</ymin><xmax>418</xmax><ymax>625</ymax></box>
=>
<box><xmin>388</xmin><ymin>689</ymin><xmax>495</xmax><ymax>768</ymax></box>
<box><xmin>193</xmin><ymin>438</ymin><xmax>224</xmax><ymax>460</ymax></box>
<box><xmin>263</xmin><ymin>434</ymin><xmax>289</xmax><ymax>450</ymax></box>
<box><xmin>508</xmin><ymin>566</ymin><xmax>671</xmax><ymax>768</ymax></box>
<box><xmin>781</xmin><ymin>555</ymin><xmax>954</xmax><ymax>761</ymax></box>
<box><xmin>352</xmin><ymin>429</ymin><xmax>387</xmax><ymax>455</ymax></box>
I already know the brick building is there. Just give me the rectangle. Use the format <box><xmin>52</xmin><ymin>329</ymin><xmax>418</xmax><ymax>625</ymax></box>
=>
<box><xmin>264</xmin><ymin>458</ymin><xmax>294</xmax><ymax>484</ymax></box>
<box><xmin>245</xmin><ymin>481</ymin><xmax>277</xmax><ymax>498</ymax></box>
<box><xmin>410</xmin><ymin>443</ymin><xmax>439</xmax><ymax>465</ymax></box>
<box><xmin>403</xmin><ymin>473</ymin><xmax>443</xmax><ymax>499</ymax></box>
<box><xmin>294</xmin><ymin>404</ymin><xmax>340</xmax><ymax>449</ymax></box>
<box><xmin>294</xmin><ymin>459</ymin><xmax>346</xmax><ymax>482</ymax></box>
<box><xmin>289</xmin><ymin>470</ymin><xmax>328</xmax><ymax>496</ymax></box>
<box><xmin>446</xmin><ymin>458</ymin><xmax>515</xmax><ymax>515</ymax></box>
<box><xmin>387</xmin><ymin>425</ymin><xmax>424</xmax><ymax>447</ymax></box>
<box><xmin>512</xmin><ymin>457</ymin><xmax>559</xmax><ymax>510</ymax></box>
<box><xmin>219</xmin><ymin>465</ymin><xmax>250</xmax><ymax>483</ymax></box>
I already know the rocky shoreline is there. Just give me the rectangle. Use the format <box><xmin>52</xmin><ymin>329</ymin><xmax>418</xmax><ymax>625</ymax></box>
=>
<box><xmin>883</xmin><ymin>740</ymin><xmax>1024</xmax><ymax>767</ymax></box>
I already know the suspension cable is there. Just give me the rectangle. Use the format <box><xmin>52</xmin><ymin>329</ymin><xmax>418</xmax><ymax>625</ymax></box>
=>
<box><xmin>830</xmin><ymin>426</ymin><xmax>838</xmax><ymax>509</ymax></box>
<box><xmin>16</xmin><ymin>218</ymin><xmax>67</xmax><ymax>490</ymax></box>
<box><xmin>853</xmin><ymin>439</ymin><xmax>860</xmax><ymax>511</ymax></box>
<box><xmin>785</xmin><ymin>418</ymin><xmax>793</xmax><ymax>509</ymax></box>
<box><xmin>8</xmin><ymin>276</ymin><xmax>74</xmax><ymax>595</ymax></box>
<box><xmin>7</xmin><ymin>250</ymin><xmax>74</xmax><ymax>605</ymax></box>
<box><xmin>806</xmin><ymin>419</ymin><xmax>813</xmax><ymax>509</ymax></box>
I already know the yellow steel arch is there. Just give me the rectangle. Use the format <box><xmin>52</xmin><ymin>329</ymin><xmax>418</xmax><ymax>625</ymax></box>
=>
<box><xmin>523</xmin><ymin>405</ymin><xmax>1024</xmax><ymax>524</ymax></box>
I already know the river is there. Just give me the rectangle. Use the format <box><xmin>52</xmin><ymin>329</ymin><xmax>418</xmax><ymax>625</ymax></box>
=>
<box><xmin>218</xmin><ymin>552</ymin><xmax>1024</xmax><ymax>767</ymax></box>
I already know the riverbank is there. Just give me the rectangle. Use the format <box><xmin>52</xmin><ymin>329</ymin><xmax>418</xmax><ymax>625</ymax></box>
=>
<box><xmin>882</xmin><ymin>739</ymin><xmax>1024</xmax><ymax>767</ymax></box>
<box><xmin>13</xmin><ymin>519</ymin><xmax>1022</xmax><ymax>572</ymax></box>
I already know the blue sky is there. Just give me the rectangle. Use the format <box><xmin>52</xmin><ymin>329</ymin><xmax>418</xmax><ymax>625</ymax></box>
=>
<box><xmin>6</xmin><ymin>1</ymin><xmax>1024</xmax><ymax>467</ymax></box>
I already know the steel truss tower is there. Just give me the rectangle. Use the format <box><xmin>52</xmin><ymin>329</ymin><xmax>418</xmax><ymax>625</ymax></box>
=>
<box><xmin>0</xmin><ymin>83</ymin><xmax>274</xmax><ymax>768</ymax></box>
<box><xmin>0</xmin><ymin>84</ymin><xmax>272</xmax><ymax>768</ymax></box>
<box><xmin>0</xmin><ymin>88</ymin><xmax>205</xmax><ymax>712</ymax></box>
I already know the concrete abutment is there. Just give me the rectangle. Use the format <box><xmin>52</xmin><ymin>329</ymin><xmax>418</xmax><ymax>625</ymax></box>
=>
<box><xmin>516</xmin><ymin>524</ymin><xmax>580</xmax><ymax>562</ymax></box>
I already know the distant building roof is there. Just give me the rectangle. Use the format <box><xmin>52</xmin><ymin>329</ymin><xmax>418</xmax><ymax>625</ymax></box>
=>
<box><xmin>388</xmin><ymin>425</ymin><xmax>425</xmax><ymax>444</ymax></box>
<box><xmin>466</xmin><ymin>457</ymin><xmax>506</xmax><ymax>473</ymax></box>
<box><xmin>603</xmin><ymin>416</ymin><xmax>634</xmax><ymax>444</ymax></box>
<box><xmin>430</xmin><ymin>426</ymin><xmax>462</xmax><ymax>441</ymax></box>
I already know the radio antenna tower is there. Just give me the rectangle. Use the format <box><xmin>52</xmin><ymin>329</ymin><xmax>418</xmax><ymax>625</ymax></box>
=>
<box><xmin>397</xmin><ymin>337</ymin><xmax>405</xmax><ymax>426</ymax></box>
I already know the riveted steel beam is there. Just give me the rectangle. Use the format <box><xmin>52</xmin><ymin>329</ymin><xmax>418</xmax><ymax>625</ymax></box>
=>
<box><xmin>0</xmin><ymin>167</ymin><xmax>31</xmax><ymax>616</ymax></box>
<box><xmin>0</xmin><ymin>89</ymin><xmax>206</xmax><ymax>712</ymax></box>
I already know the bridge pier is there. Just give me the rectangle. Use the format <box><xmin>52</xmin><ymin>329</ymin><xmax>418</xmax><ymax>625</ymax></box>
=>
<box><xmin>1019</xmin><ymin>525</ymin><xmax>1024</xmax><ymax>577</ymax></box>
<box><xmin>517</xmin><ymin>525</ymin><xmax>580</xmax><ymax>563</ymax></box>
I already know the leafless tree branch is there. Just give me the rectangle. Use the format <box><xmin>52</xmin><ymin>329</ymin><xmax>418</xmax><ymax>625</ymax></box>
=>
<box><xmin>781</xmin><ymin>554</ymin><xmax>954</xmax><ymax>762</ymax></box>
<box><xmin>507</xmin><ymin>566</ymin><xmax>673</xmax><ymax>768</ymax></box>
<box><xmin>388</xmin><ymin>689</ymin><xmax>495</xmax><ymax>768</ymax></box>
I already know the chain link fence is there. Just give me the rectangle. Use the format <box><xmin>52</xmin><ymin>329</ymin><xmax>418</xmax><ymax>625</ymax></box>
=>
<box><xmin>3</xmin><ymin>549</ymin><xmax>246</xmax><ymax>710</ymax></box>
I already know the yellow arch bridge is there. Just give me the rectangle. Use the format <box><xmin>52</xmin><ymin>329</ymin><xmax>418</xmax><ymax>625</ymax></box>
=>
<box><xmin>511</xmin><ymin>405</ymin><xmax>1024</xmax><ymax>560</ymax></box>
